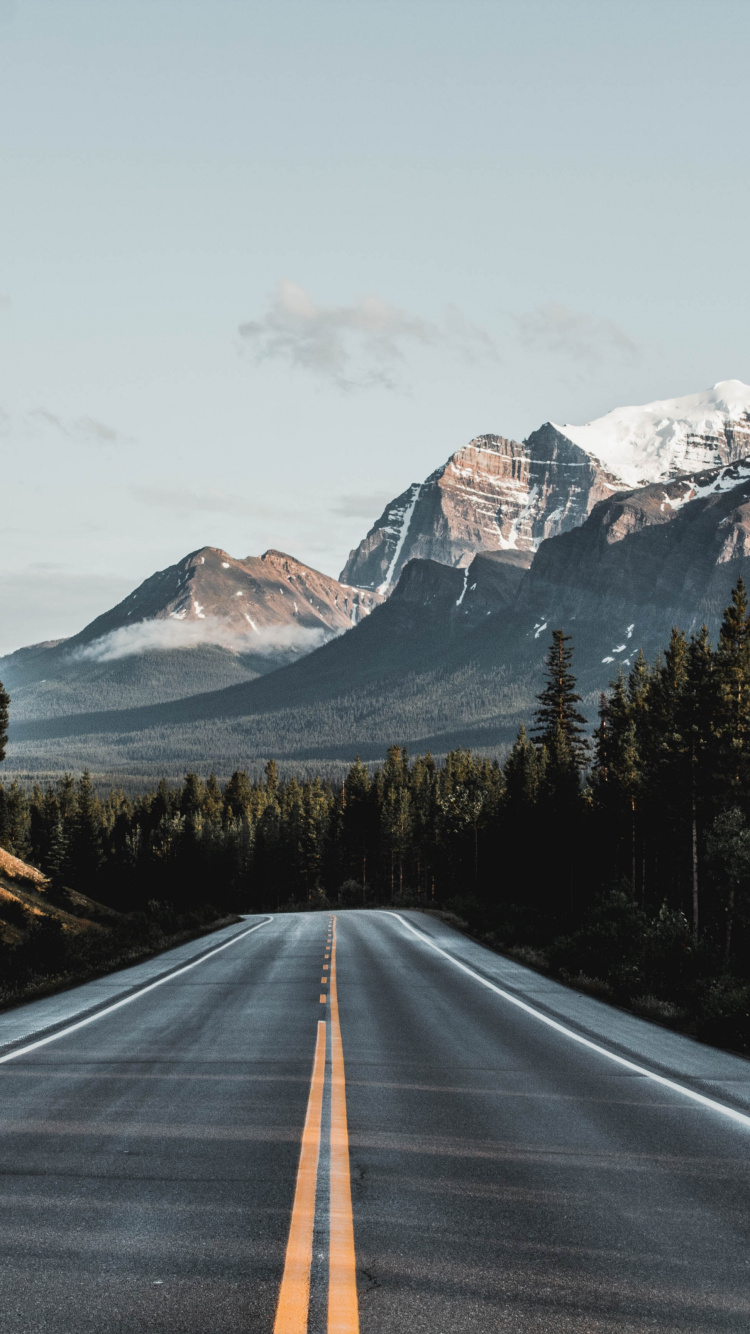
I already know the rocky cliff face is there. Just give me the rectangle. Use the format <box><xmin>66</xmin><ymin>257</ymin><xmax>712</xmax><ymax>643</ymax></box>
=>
<box><xmin>389</xmin><ymin>549</ymin><xmax>531</xmax><ymax>626</ymax></box>
<box><xmin>341</xmin><ymin>381</ymin><xmax>750</xmax><ymax>594</ymax></box>
<box><xmin>340</xmin><ymin>429</ymin><xmax>620</xmax><ymax>591</ymax></box>
<box><xmin>71</xmin><ymin>546</ymin><xmax>380</xmax><ymax>648</ymax></box>
<box><xmin>514</xmin><ymin>458</ymin><xmax>750</xmax><ymax>676</ymax></box>
<box><xmin>0</xmin><ymin>547</ymin><xmax>383</xmax><ymax>721</ymax></box>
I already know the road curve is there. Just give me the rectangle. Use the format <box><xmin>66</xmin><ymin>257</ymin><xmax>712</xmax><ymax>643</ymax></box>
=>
<box><xmin>1</xmin><ymin>909</ymin><xmax>750</xmax><ymax>1332</ymax></box>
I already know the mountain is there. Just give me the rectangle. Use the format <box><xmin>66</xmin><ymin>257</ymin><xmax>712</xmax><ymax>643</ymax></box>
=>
<box><xmin>1</xmin><ymin>547</ymin><xmax>381</xmax><ymax>721</ymax></box>
<box><xmin>521</xmin><ymin>457</ymin><xmax>750</xmax><ymax>667</ymax></box>
<box><xmin>341</xmin><ymin>380</ymin><xmax>750</xmax><ymax>591</ymax></box>
<box><xmin>7</xmin><ymin>380</ymin><xmax>750</xmax><ymax>783</ymax></box>
<box><xmin>552</xmin><ymin>379</ymin><xmax>750</xmax><ymax>488</ymax></box>
<box><xmin>340</xmin><ymin>429</ymin><xmax>621</xmax><ymax>591</ymax></box>
<box><xmin>9</xmin><ymin>455</ymin><xmax>750</xmax><ymax>784</ymax></box>
<box><xmin>69</xmin><ymin>545</ymin><xmax>378</xmax><ymax>647</ymax></box>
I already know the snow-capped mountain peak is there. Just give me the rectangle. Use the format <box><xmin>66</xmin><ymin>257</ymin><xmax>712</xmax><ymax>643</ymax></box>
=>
<box><xmin>552</xmin><ymin>380</ymin><xmax>750</xmax><ymax>488</ymax></box>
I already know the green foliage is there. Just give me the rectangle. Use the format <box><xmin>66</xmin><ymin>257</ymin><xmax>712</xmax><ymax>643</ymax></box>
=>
<box><xmin>0</xmin><ymin>679</ymin><xmax>8</xmax><ymax>763</ymax></box>
<box><xmin>6</xmin><ymin>590</ymin><xmax>750</xmax><ymax>1047</ymax></box>
<box><xmin>533</xmin><ymin>630</ymin><xmax>590</xmax><ymax>769</ymax></box>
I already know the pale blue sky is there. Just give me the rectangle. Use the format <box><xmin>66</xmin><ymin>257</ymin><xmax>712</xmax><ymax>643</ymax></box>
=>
<box><xmin>2</xmin><ymin>0</ymin><xmax>750</xmax><ymax>651</ymax></box>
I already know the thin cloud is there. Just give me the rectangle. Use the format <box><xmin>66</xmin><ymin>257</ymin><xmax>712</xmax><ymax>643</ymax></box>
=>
<box><xmin>330</xmin><ymin>490</ymin><xmax>394</xmax><ymax>518</ymax></box>
<box><xmin>514</xmin><ymin>302</ymin><xmax>638</xmax><ymax>367</ymax></box>
<box><xmin>0</xmin><ymin>293</ymin><xmax>10</xmax><ymax>310</ymax></box>
<box><xmin>70</xmin><ymin>617</ymin><xmax>329</xmax><ymax>663</ymax></box>
<box><xmin>27</xmin><ymin>408</ymin><xmax>132</xmax><ymax>445</ymax></box>
<box><xmin>131</xmin><ymin>485</ymin><xmax>293</xmax><ymax>520</ymax></box>
<box><xmin>238</xmin><ymin>280</ymin><xmax>498</xmax><ymax>391</ymax></box>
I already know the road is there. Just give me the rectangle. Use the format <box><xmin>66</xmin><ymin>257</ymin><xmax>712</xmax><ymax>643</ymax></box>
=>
<box><xmin>2</xmin><ymin>909</ymin><xmax>750</xmax><ymax>1332</ymax></box>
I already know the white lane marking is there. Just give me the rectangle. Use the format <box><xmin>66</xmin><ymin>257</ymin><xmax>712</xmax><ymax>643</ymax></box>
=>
<box><xmin>388</xmin><ymin>912</ymin><xmax>750</xmax><ymax>1132</ymax></box>
<box><xmin>0</xmin><ymin>917</ymin><xmax>273</xmax><ymax>1065</ymax></box>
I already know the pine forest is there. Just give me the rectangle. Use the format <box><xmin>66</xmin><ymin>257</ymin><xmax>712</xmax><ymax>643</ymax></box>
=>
<box><xmin>4</xmin><ymin>584</ymin><xmax>750</xmax><ymax>1049</ymax></box>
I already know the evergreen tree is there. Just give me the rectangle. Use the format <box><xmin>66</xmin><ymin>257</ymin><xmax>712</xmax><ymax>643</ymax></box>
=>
<box><xmin>715</xmin><ymin>577</ymin><xmax>750</xmax><ymax>793</ymax></box>
<box><xmin>0</xmin><ymin>679</ymin><xmax>9</xmax><ymax>763</ymax></box>
<box><xmin>533</xmin><ymin>631</ymin><xmax>590</xmax><ymax>769</ymax></box>
<box><xmin>333</xmin><ymin>757</ymin><xmax>378</xmax><ymax>896</ymax></box>
<box><xmin>678</xmin><ymin>627</ymin><xmax>718</xmax><ymax>939</ymax></box>
<box><xmin>706</xmin><ymin>807</ymin><xmax>750</xmax><ymax>965</ymax></box>
<box><xmin>503</xmin><ymin>725</ymin><xmax>540</xmax><ymax>810</ymax></box>
<box><xmin>68</xmin><ymin>770</ymin><xmax>103</xmax><ymax>894</ymax></box>
<box><xmin>591</xmin><ymin>676</ymin><xmax>641</xmax><ymax>896</ymax></box>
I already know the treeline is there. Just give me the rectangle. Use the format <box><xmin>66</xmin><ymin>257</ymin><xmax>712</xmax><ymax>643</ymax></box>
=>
<box><xmin>0</xmin><ymin>753</ymin><xmax>501</xmax><ymax>915</ymax></box>
<box><xmin>4</xmin><ymin>582</ymin><xmax>750</xmax><ymax>1043</ymax></box>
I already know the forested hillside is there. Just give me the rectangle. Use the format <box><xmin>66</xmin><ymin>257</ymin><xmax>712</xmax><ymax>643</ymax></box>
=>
<box><xmin>4</xmin><ymin>583</ymin><xmax>750</xmax><ymax>1046</ymax></box>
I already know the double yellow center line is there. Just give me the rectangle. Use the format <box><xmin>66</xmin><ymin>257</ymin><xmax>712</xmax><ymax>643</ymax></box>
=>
<box><xmin>274</xmin><ymin>917</ymin><xmax>359</xmax><ymax>1334</ymax></box>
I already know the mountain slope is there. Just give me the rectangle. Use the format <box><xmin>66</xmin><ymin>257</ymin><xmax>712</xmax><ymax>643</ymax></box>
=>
<box><xmin>9</xmin><ymin>459</ymin><xmax>750</xmax><ymax>781</ymax></box>
<box><xmin>1</xmin><ymin>547</ymin><xmax>381</xmax><ymax>721</ymax></box>
<box><xmin>341</xmin><ymin>429</ymin><xmax>620</xmax><ymax>590</ymax></box>
<box><xmin>71</xmin><ymin>545</ymin><xmax>378</xmax><ymax>648</ymax></box>
<box><xmin>554</xmin><ymin>379</ymin><xmax>750</xmax><ymax>487</ymax></box>
<box><xmin>521</xmin><ymin>458</ymin><xmax>750</xmax><ymax>664</ymax></box>
<box><xmin>341</xmin><ymin>380</ymin><xmax>750</xmax><ymax>592</ymax></box>
<box><xmin>8</xmin><ymin>382</ymin><xmax>750</xmax><ymax>781</ymax></box>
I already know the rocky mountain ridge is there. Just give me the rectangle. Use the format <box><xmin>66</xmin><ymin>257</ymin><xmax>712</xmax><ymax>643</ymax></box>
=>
<box><xmin>71</xmin><ymin>545</ymin><xmax>380</xmax><ymax>650</ymax></box>
<box><xmin>341</xmin><ymin>379</ymin><xmax>750</xmax><ymax>592</ymax></box>
<box><xmin>553</xmin><ymin>379</ymin><xmax>750</xmax><ymax>487</ymax></box>
<box><xmin>6</xmin><ymin>379</ymin><xmax>750</xmax><ymax>776</ymax></box>
<box><xmin>0</xmin><ymin>547</ymin><xmax>382</xmax><ymax>721</ymax></box>
<box><xmin>340</xmin><ymin>427</ymin><xmax>622</xmax><ymax>591</ymax></box>
<box><xmin>10</xmin><ymin>453</ymin><xmax>750</xmax><ymax>781</ymax></box>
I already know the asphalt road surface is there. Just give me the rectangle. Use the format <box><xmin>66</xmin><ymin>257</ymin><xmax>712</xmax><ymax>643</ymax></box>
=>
<box><xmin>2</xmin><ymin>909</ymin><xmax>750</xmax><ymax>1333</ymax></box>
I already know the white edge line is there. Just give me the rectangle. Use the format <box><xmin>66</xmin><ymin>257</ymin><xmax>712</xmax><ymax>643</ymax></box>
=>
<box><xmin>387</xmin><ymin>911</ymin><xmax>750</xmax><ymax>1132</ymax></box>
<box><xmin>0</xmin><ymin>916</ymin><xmax>273</xmax><ymax>1065</ymax></box>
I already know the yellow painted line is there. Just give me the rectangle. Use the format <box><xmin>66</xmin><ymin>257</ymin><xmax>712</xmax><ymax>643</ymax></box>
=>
<box><xmin>328</xmin><ymin>917</ymin><xmax>359</xmax><ymax>1333</ymax></box>
<box><xmin>323</xmin><ymin>965</ymin><xmax>329</xmax><ymax>971</ymax></box>
<box><xmin>320</xmin><ymin>995</ymin><xmax>327</xmax><ymax>1004</ymax></box>
<box><xmin>274</xmin><ymin>1021</ymin><xmax>327</xmax><ymax>1334</ymax></box>
<box><xmin>321</xmin><ymin>978</ymin><xmax>327</xmax><ymax>985</ymax></box>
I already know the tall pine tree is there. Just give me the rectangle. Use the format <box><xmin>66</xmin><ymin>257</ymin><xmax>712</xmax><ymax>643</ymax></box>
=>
<box><xmin>533</xmin><ymin>630</ymin><xmax>590</xmax><ymax>797</ymax></box>
<box><xmin>0</xmin><ymin>679</ymin><xmax>8</xmax><ymax>764</ymax></box>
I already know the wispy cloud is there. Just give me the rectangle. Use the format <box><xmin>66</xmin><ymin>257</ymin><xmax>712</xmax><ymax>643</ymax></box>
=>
<box><xmin>513</xmin><ymin>302</ymin><xmax>638</xmax><ymax>367</ymax></box>
<box><xmin>238</xmin><ymin>280</ymin><xmax>497</xmax><ymax>391</ymax></box>
<box><xmin>131</xmin><ymin>484</ymin><xmax>293</xmax><ymax>520</ymax></box>
<box><xmin>330</xmin><ymin>490</ymin><xmax>394</xmax><ymax>518</ymax></box>
<box><xmin>70</xmin><ymin>617</ymin><xmax>329</xmax><ymax>663</ymax></box>
<box><xmin>27</xmin><ymin>409</ymin><xmax>131</xmax><ymax>446</ymax></box>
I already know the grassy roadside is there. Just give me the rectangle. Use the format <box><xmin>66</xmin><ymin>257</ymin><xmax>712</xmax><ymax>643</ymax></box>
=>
<box><xmin>417</xmin><ymin>903</ymin><xmax>750</xmax><ymax>1060</ymax></box>
<box><xmin>0</xmin><ymin>909</ymin><xmax>243</xmax><ymax>1015</ymax></box>
<box><xmin>0</xmin><ymin>846</ymin><xmax>241</xmax><ymax>1015</ymax></box>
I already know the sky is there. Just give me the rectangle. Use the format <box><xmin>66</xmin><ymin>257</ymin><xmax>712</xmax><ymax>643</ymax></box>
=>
<box><xmin>2</xmin><ymin>0</ymin><xmax>750</xmax><ymax>652</ymax></box>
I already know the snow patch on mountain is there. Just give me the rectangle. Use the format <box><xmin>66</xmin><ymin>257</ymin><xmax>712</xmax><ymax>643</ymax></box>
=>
<box><xmin>553</xmin><ymin>381</ymin><xmax>750</xmax><ymax>487</ymax></box>
<box><xmin>378</xmin><ymin>483</ymin><xmax>422</xmax><ymax>593</ymax></box>
<box><xmin>661</xmin><ymin>460</ymin><xmax>750</xmax><ymax>511</ymax></box>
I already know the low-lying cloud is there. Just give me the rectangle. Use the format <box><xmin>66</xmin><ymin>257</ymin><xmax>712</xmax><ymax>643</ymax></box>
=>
<box><xmin>238</xmin><ymin>280</ymin><xmax>497</xmax><ymax>391</ymax></box>
<box><xmin>70</xmin><ymin>616</ymin><xmax>330</xmax><ymax>664</ymax></box>
<box><xmin>514</xmin><ymin>302</ymin><xmax>638</xmax><ymax>366</ymax></box>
